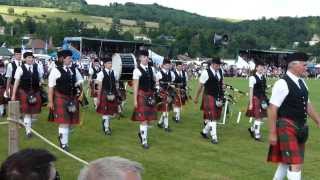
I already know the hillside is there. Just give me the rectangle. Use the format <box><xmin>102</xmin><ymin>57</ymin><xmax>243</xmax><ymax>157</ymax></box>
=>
<box><xmin>0</xmin><ymin>5</ymin><xmax>159</xmax><ymax>32</ymax></box>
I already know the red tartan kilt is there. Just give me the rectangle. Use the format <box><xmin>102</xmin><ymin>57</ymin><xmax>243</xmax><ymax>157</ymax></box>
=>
<box><xmin>19</xmin><ymin>89</ymin><xmax>41</xmax><ymax>114</ymax></box>
<box><xmin>90</xmin><ymin>82</ymin><xmax>98</xmax><ymax>97</ymax></box>
<box><xmin>131</xmin><ymin>90</ymin><xmax>157</xmax><ymax>122</ymax></box>
<box><xmin>267</xmin><ymin>118</ymin><xmax>305</xmax><ymax>164</ymax></box>
<box><xmin>200</xmin><ymin>94</ymin><xmax>222</xmax><ymax>120</ymax></box>
<box><xmin>96</xmin><ymin>92</ymin><xmax>119</xmax><ymax>115</ymax></box>
<box><xmin>51</xmin><ymin>91</ymin><xmax>80</xmax><ymax>125</ymax></box>
<box><xmin>246</xmin><ymin>96</ymin><xmax>267</xmax><ymax>118</ymax></box>
<box><xmin>0</xmin><ymin>86</ymin><xmax>6</xmax><ymax>104</ymax></box>
<box><xmin>173</xmin><ymin>90</ymin><xmax>186</xmax><ymax>107</ymax></box>
<box><xmin>157</xmin><ymin>90</ymin><xmax>172</xmax><ymax>112</ymax></box>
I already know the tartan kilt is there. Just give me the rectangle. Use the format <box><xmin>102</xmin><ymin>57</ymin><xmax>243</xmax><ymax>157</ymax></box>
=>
<box><xmin>90</xmin><ymin>81</ymin><xmax>98</xmax><ymax>97</ymax></box>
<box><xmin>96</xmin><ymin>92</ymin><xmax>119</xmax><ymax>115</ymax></box>
<box><xmin>51</xmin><ymin>91</ymin><xmax>80</xmax><ymax>125</ymax></box>
<box><xmin>200</xmin><ymin>94</ymin><xmax>222</xmax><ymax>120</ymax></box>
<box><xmin>157</xmin><ymin>90</ymin><xmax>172</xmax><ymax>112</ymax></box>
<box><xmin>18</xmin><ymin>89</ymin><xmax>42</xmax><ymax>114</ymax></box>
<box><xmin>0</xmin><ymin>86</ymin><xmax>6</xmax><ymax>105</ymax></box>
<box><xmin>267</xmin><ymin>118</ymin><xmax>305</xmax><ymax>164</ymax></box>
<box><xmin>173</xmin><ymin>89</ymin><xmax>186</xmax><ymax>107</ymax></box>
<box><xmin>131</xmin><ymin>90</ymin><xmax>157</xmax><ymax>122</ymax></box>
<box><xmin>246</xmin><ymin>96</ymin><xmax>267</xmax><ymax>118</ymax></box>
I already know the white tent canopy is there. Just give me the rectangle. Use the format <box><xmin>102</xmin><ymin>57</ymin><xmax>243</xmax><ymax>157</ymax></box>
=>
<box><xmin>148</xmin><ymin>50</ymin><xmax>164</xmax><ymax>65</ymax></box>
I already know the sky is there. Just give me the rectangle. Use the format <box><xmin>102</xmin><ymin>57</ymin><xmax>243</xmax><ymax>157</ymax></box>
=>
<box><xmin>86</xmin><ymin>0</ymin><xmax>320</xmax><ymax>20</ymax></box>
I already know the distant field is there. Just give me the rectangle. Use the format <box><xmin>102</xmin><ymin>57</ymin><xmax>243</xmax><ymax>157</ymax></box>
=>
<box><xmin>0</xmin><ymin>78</ymin><xmax>320</xmax><ymax>180</ymax></box>
<box><xmin>0</xmin><ymin>5</ymin><xmax>159</xmax><ymax>30</ymax></box>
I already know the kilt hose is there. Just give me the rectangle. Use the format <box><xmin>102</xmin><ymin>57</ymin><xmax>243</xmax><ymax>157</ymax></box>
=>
<box><xmin>200</xmin><ymin>94</ymin><xmax>222</xmax><ymax>120</ymax></box>
<box><xmin>246</xmin><ymin>96</ymin><xmax>267</xmax><ymax>119</ymax></box>
<box><xmin>50</xmin><ymin>91</ymin><xmax>80</xmax><ymax>125</ymax></box>
<box><xmin>173</xmin><ymin>88</ymin><xmax>186</xmax><ymax>107</ymax></box>
<box><xmin>157</xmin><ymin>89</ymin><xmax>173</xmax><ymax>112</ymax></box>
<box><xmin>96</xmin><ymin>92</ymin><xmax>119</xmax><ymax>115</ymax></box>
<box><xmin>267</xmin><ymin>118</ymin><xmax>306</xmax><ymax>164</ymax></box>
<box><xmin>90</xmin><ymin>81</ymin><xmax>98</xmax><ymax>97</ymax></box>
<box><xmin>0</xmin><ymin>86</ymin><xmax>6</xmax><ymax>105</ymax></box>
<box><xmin>18</xmin><ymin>88</ymin><xmax>41</xmax><ymax>114</ymax></box>
<box><xmin>131</xmin><ymin>89</ymin><xmax>157</xmax><ymax>122</ymax></box>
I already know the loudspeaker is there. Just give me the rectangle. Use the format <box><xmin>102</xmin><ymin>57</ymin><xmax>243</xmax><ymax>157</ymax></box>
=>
<box><xmin>213</xmin><ymin>33</ymin><xmax>229</xmax><ymax>46</ymax></box>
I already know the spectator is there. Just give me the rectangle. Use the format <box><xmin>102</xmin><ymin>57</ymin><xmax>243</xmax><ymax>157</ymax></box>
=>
<box><xmin>78</xmin><ymin>157</ymin><xmax>143</xmax><ymax>180</ymax></box>
<box><xmin>0</xmin><ymin>148</ymin><xmax>58</xmax><ymax>180</ymax></box>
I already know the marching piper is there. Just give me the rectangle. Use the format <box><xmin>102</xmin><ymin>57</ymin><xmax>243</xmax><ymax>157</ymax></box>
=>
<box><xmin>89</xmin><ymin>58</ymin><xmax>101</xmax><ymax>109</ymax></box>
<box><xmin>156</xmin><ymin>58</ymin><xmax>175</xmax><ymax>132</ymax></box>
<box><xmin>131</xmin><ymin>49</ymin><xmax>157</xmax><ymax>149</ymax></box>
<box><xmin>11</xmin><ymin>52</ymin><xmax>43</xmax><ymax>138</ymax></box>
<box><xmin>96</xmin><ymin>57</ymin><xmax>119</xmax><ymax>135</ymax></box>
<box><xmin>246</xmin><ymin>61</ymin><xmax>268</xmax><ymax>141</ymax></box>
<box><xmin>267</xmin><ymin>52</ymin><xmax>320</xmax><ymax>180</ymax></box>
<box><xmin>48</xmin><ymin>50</ymin><xmax>84</xmax><ymax>151</ymax></box>
<box><xmin>172</xmin><ymin>61</ymin><xmax>188</xmax><ymax>123</ymax></box>
<box><xmin>5</xmin><ymin>48</ymin><xmax>22</xmax><ymax>98</ymax></box>
<box><xmin>194</xmin><ymin>57</ymin><xmax>224</xmax><ymax>144</ymax></box>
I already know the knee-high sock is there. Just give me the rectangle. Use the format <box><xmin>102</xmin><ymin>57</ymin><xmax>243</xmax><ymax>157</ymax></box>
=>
<box><xmin>102</xmin><ymin>115</ymin><xmax>110</xmax><ymax>130</ymax></box>
<box><xmin>23</xmin><ymin>114</ymin><xmax>32</xmax><ymax>134</ymax></box>
<box><xmin>164</xmin><ymin>112</ymin><xmax>169</xmax><ymax>128</ymax></box>
<box><xmin>140</xmin><ymin>124</ymin><xmax>148</xmax><ymax>144</ymax></box>
<box><xmin>174</xmin><ymin>107</ymin><xmax>180</xmax><ymax>120</ymax></box>
<box><xmin>93</xmin><ymin>97</ymin><xmax>98</xmax><ymax>108</ymax></box>
<box><xmin>287</xmin><ymin>170</ymin><xmax>301</xmax><ymax>180</ymax></box>
<box><xmin>0</xmin><ymin>104</ymin><xmax>4</xmax><ymax>116</ymax></box>
<box><xmin>253</xmin><ymin>120</ymin><xmax>262</xmax><ymax>137</ymax></box>
<box><xmin>158</xmin><ymin>112</ymin><xmax>165</xmax><ymax>124</ymax></box>
<box><xmin>273</xmin><ymin>164</ymin><xmax>288</xmax><ymax>180</ymax></box>
<box><xmin>58</xmin><ymin>125</ymin><xmax>69</xmax><ymax>146</ymax></box>
<box><xmin>208</xmin><ymin>121</ymin><xmax>217</xmax><ymax>139</ymax></box>
<box><xmin>202</xmin><ymin>122</ymin><xmax>210</xmax><ymax>134</ymax></box>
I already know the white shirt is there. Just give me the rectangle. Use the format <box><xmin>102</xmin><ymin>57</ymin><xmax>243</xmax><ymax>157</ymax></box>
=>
<box><xmin>132</xmin><ymin>64</ymin><xmax>156</xmax><ymax>80</ymax></box>
<box><xmin>156</xmin><ymin>68</ymin><xmax>175</xmax><ymax>82</ymax></box>
<box><xmin>48</xmin><ymin>66</ymin><xmax>83</xmax><ymax>88</ymax></box>
<box><xmin>96</xmin><ymin>68</ymin><xmax>119</xmax><ymax>82</ymax></box>
<box><xmin>199</xmin><ymin>67</ymin><xmax>222</xmax><ymax>84</ymax></box>
<box><xmin>269</xmin><ymin>71</ymin><xmax>309</xmax><ymax>107</ymax></box>
<box><xmin>89</xmin><ymin>66</ymin><xmax>100</xmax><ymax>76</ymax></box>
<box><xmin>14</xmin><ymin>63</ymin><xmax>43</xmax><ymax>80</ymax></box>
<box><xmin>5</xmin><ymin>60</ymin><xmax>22</xmax><ymax>78</ymax></box>
<box><xmin>249</xmin><ymin>73</ymin><xmax>264</xmax><ymax>88</ymax></box>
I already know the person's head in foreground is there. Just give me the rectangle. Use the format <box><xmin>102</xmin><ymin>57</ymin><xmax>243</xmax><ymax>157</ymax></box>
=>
<box><xmin>0</xmin><ymin>148</ymin><xmax>58</xmax><ymax>180</ymax></box>
<box><xmin>78</xmin><ymin>157</ymin><xmax>143</xmax><ymax>180</ymax></box>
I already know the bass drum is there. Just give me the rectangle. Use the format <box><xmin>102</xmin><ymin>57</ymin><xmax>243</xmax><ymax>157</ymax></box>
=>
<box><xmin>112</xmin><ymin>53</ymin><xmax>137</xmax><ymax>81</ymax></box>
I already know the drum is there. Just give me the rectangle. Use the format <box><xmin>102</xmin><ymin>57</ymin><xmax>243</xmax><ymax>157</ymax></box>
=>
<box><xmin>112</xmin><ymin>53</ymin><xmax>137</xmax><ymax>81</ymax></box>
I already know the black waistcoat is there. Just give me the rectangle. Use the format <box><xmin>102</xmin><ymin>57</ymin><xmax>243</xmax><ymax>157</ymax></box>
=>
<box><xmin>138</xmin><ymin>66</ymin><xmax>155</xmax><ymax>91</ymax></box>
<box><xmin>278</xmin><ymin>75</ymin><xmax>308</xmax><ymax>126</ymax></box>
<box><xmin>253</xmin><ymin>74</ymin><xmax>266</xmax><ymax>97</ymax></box>
<box><xmin>56</xmin><ymin>67</ymin><xmax>77</xmax><ymax>96</ymax></box>
<box><xmin>19</xmin><ymin>64</ymin><xmax>40</xmax><ymax>91</ymax></box>
<box><xmin>204</xmin><ymin>69</ymin><xmax>223</xmax><ymax>98</ymax></box>
<box><xmin>102</xmin><ymin>69</ymin><xmax>116</xmax><ymax>93</ymax></box>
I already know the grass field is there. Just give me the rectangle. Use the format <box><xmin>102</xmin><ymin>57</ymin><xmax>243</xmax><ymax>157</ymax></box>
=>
<box><xmin>0</xmin><ymin>5</ymin><xmax>159</xmax><ymax>31</ymax></box>
<box><xmin>0</xmin><ymin>77</ymin><xmax>320</xmax><ymax>180</ymax></box>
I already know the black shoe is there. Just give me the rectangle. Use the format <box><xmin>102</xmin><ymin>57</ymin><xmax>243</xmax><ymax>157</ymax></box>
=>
<box><xmin>164</xmin><ymin>127</ymin><xmax>172</xmax><ymax>132</ymax></box>
<box><xmin>105</xmin><ymin>128</ymin><xmax>112</xmax><ymax>136</ymax></box>
<box><xmin>138</xmin><ymin>132</ymin><xmax>142</xmax><ymax>143</ymax></box>
<box><xmin>200</xmin><ymin>132</ymin><xmax>209</xmax><ymax>139</ymax></box>
<box><xmin>157</xmin><ymin>123</ymin><xmax>164</xmax><ymax>129</ymax></box>
<box><xmin>211</xmin><ymin>139</ymin><xmax>218</xmax><ymax>144</ymax></box>
<box><xmin>248</xmin><ymin>128</ymin><xmax>254</xmax><ymax>138</ymax></box>
<box><xmin>26</xmin><ymin>133</ymin><xmax>32</xmax><ymax>139</ymax></box>
<box><xmin>62</xmin><ymin>145</ymin><xmax>69</xmax><ymax>152</ymax></box>
<box><xmin>142</xmin><ymin>143</ymin><xmax>149</xmax><ymax>149</ymax></box>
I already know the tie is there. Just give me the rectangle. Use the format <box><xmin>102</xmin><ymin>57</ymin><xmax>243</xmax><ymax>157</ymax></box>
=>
<box><xmin>215</xmin><ymin>71</ymin><xmax>219</xmax><ymax>79</ymax></box>
<box><xmin>298</xmin><ymin>79</ymin><xmax>307</xmax><ymax>92</ymax></box>
<box><xmin>28</xmin><ymin>66</ymin><xmax>32</xmax><ymax>73</ymax></box>
<box><xmin>66</xmin><ymin>67</ymin><xmax>71</xmax><ymax>76</ymax></box>
<box><xmin>18</xmin><ymin>62</ymin><xmax>21</xmax><ymax>66</ymax></box>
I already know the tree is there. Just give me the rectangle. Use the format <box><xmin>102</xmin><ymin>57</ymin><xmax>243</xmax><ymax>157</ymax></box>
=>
<box><xmin>7</xmin><ymin>7</ymin><xmax>14</xmax><ymax>15</ymax></box>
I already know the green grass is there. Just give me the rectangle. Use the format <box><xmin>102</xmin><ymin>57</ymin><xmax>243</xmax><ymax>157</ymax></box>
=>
<box><xmin>0</xmin><ymin>77</ymin><xmax>320</xmax><ymax>180</ymax></box>
<box><xmin>0</xmin><ymin>5</ymin><xmax>159</xmax><ymax>30</ymax></box>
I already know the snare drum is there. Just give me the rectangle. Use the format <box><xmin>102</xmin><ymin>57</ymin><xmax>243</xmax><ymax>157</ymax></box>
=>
<box><xmin>112</xmin><ymin>53</ymin><xmax>137</xmax><ymax>81</ymax></box>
